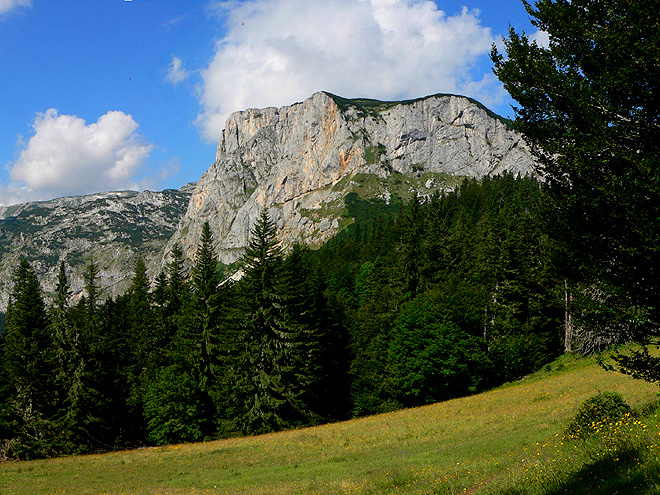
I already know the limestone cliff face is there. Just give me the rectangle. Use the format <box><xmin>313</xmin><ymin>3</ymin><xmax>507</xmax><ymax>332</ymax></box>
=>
<box><xmin>167</xmin><ymin>92</ymin><xmax>537</xmax><ymax>265</ymax></box>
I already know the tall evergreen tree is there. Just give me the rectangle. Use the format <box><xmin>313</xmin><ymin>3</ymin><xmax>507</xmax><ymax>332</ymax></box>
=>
<box><xmin>159</xmin><ymin>223</ymin><xmax>222</xmax><ymax>440</ymax></box>
<box><xmin>282</xmin><ymin>243</ymin><xmax>350</xmax><ymax>421</ymax></box>
<box><xmin>49</xmin><ymin>260</ymin><xmax>85</xmax><ymax>453</ymax></box>
<box><xmin>492</xmin><ymin>0</ymin><xmax>660</xmax><ymax>367</ymax></box>
<box><xmin>3</xmin><ymin>259</ymin><xmax>56</xmax><ymax>458</ymax></box>
<box><xmin>144</xmin><ymin>245</ymin><xmax>211</xmax><ymax>445</ymax></box>
<box><xmin>127</xmin><ymin>257</ymin><xmax>158</xmax><ymax>366</ymax></box>
<box><xmin>399</xmin><ymin>192</ymin><xmax>426</xmax><ymax>301</ymax></box>
<box><xmin>229</xmin><ymin>210</ymin><xmax>310</xmax><ymax>434</ymax></box>
<box><xmin>64</xmin><ymin>258</ymin><xmax>121</xmax><ymax>452</ymax></box>
<box><xmin>188</xmin><ymin>222</ymin><xmax>223</xmax><ymax>391</ymax></box>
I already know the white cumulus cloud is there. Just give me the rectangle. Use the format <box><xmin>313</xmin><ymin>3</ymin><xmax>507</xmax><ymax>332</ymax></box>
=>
<box><xmin>0</xmin><ymin>0</ymin><xmax>30</xmax><ymax>15</ymax></box>
<box><xmin>166</xmin><ymin>56</ymin><xmax>189</xmax><ymax>86</ymax></box>
<box><xmin>197</xmin><ymin>0</ymin><xmax>503</xmax><ymax>142</ymax></box>
<box><xmin>532</xmin><ymin>30</ymin><xmax>550</xmax><ymax>49</ymax></box>
<box><xmin>0</xmin><ymin>109</ymin><xmax>154</xmax><ymax>205</ymax></box>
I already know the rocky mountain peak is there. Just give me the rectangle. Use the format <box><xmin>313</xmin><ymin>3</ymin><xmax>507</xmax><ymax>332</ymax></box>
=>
<box><xmin>165</xmin><ymin>91</ymin><xmax>536</xmax><ymax>266</ymax></box>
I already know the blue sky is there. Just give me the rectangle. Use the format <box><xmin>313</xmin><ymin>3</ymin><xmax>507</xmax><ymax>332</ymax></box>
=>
<box><xmin>0</xmin><ymin>0</ymin><xmax>542</xmax><ymax>205</ymax></box>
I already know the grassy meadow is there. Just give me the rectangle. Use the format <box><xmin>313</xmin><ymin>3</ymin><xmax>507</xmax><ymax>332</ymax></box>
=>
<box><xmin>2</xmin><ymin>353</ymin><xmax>660</xmax><ymax>495</ymax></box>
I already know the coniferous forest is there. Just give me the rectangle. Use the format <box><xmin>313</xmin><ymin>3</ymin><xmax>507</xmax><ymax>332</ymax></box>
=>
<box><xmin>0</xmin><ymin>174</ymin><xmax>570</xmax><ymax>460</ymax></box>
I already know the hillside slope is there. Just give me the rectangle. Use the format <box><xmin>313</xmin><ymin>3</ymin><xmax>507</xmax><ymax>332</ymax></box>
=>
<box><xmin>1</xmin><ymin>355</ymin><xmax>658</xmax><ymax>495</ymax></box>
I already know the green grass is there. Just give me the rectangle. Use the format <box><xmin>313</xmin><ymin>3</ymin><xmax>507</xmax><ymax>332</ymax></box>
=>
<box><xmin>2</xmin><ymin>353</ymin><xmax>660</xmax><ymax>494</ymax></box>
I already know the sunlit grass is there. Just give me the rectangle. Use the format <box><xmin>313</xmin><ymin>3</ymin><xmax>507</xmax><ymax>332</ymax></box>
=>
<box><xmin>1</xmin><ymin>353</ymin><xmax>659</xmax><ymax>494</ymax></box>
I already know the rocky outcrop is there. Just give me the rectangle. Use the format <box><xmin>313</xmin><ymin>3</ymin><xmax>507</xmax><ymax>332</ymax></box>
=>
<box><xmin>0</xmin><ymin>185</ymin><xmax>193</xmax><ymax>310</ymax></box>
<box><xmin>167</xmin><ymin>92</ymin><xmax>536</xmax><ymax>265</ymax></box>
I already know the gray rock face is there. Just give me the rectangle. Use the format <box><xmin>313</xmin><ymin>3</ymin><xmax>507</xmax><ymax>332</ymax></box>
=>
<box><xmin>0</xmin><ymin>185</ymin><xmax>193</xmax><ymax>310</ymax></box>
<box><xmin>167</xmin><ymin>92</ymin><xmax>537</xmax><ymax>265</ymax></box>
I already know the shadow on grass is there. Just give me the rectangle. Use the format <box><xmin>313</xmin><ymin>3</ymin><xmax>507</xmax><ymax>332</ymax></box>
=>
<box><xmin>498</xmin><ymin>447</ymin><xmax>660</xmax><ymax>495</ymax></box>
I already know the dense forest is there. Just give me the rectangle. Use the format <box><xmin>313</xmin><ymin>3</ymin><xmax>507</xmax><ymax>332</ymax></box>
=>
<box><xmin>0</xmin><ymin>174</ymin><xmax>572</xmax><ymax>460</ymax></box>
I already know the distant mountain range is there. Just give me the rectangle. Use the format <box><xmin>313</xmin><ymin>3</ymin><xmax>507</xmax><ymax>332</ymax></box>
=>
<box><xmin>0</xmin><ymin>92</ymin><xmax>537</xmax><ymax>310</ymax></box>
<box><xmin>0</xmin><ymin>186</ymin><xmax>194</xmax><ymax>310</ymax></box>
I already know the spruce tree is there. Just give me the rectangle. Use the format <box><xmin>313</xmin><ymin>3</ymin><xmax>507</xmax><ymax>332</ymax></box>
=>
<box><xmin>230</xmin><ymin>210</ymin><xmax>309</xmax><ymax>434</ymax></box>
<box><xmin>128</xmin><ymin>257</ymin><xmax>158</xmax><ymax>366</ymax></box>
<box><xmin>49</xmin><ymin>260</ymin><xmax>85</xmax><ymax>453</ymax></box>
<box><xmin>282</xmin><ymin>243</ymin><xmax>350</xmax><ymax>422</ymax></box>
<box><xmin>189</xmin><ymin>222</ymin><xmax>223</xmax><ymax>390</ymax></box>
<box><xmin>3</xmin><ymin>259</ymin><xmax>56</xmax><ymax>458</ymax></box>
<box><xmin>399</xmin><ymin>192</ymin><xmax>426</xmax><ymax>301</ymax></box>
<box><xmin>167</xmin><ymin>242</ymin><xmax>188</xmax><ymax>317</ymax></box>
<box><xmin>164</xmin><ymin>223</ymin><xmax>222</xmax><ymax>438</ymax></box>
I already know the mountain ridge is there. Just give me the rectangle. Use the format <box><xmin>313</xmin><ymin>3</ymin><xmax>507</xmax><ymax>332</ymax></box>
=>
<box><xmin>0</xmin><ymin>185</ymin><xmax>194</xmax><ymax>310</ymax></box>
<box><xmin>0</xmin><ymin>92</ymin><xmax>537</xmax><ymax>309</ymax></box>
<box><xmin>165</xmin><ymin>91</ymin><xmax>536</xmax><ymax>266</ymax></box>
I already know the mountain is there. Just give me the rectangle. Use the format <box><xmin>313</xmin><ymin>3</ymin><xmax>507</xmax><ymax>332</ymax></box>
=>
<box><xmin>165</xmin><ymin>91</ymin><xmax>537</xmax><ymax>266</ymax></box>
<box><xmin>0</xmin><ymin>185</ymin><xmax>194</xmax><ymax>310</ymax></box>
<box><xmin>0</xmin><ymin>92</ymin><xmax>538</xmax><ymax>310</ymax></box>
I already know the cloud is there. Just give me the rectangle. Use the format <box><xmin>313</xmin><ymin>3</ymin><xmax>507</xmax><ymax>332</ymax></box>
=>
<box><xmin>162</xmin><ymin>14</ymin><xmax>188</xmax><ymax>29</ymax></box>
<box><xmin>0</xmin><ymin>0</ymin><xmax>30</xmax><ymax>16</ymax></box>
<box><xmin>166</xmin><ymin>56</ymin><xmax>189</xmax><ymax>85</ymax></box>
<box><xmin>197</xmin><ymin>0</ymin><xmax>501</xmax><ymax>142</ymax></box>
<box><xmin>0</xmin><ymin>109</ymin><xmax>154</xmax><ymax>205</ymax></box>
<box><xmin>532</xmin><ymin>30</ymin><xmax>550</xmax><ymax>49</ymax></box>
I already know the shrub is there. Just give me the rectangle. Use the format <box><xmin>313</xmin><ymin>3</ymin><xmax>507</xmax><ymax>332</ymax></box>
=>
<box><xmin>565</xmin><ymin>391</ymin><xmax>633</xmax><ymax>439</ymax></box>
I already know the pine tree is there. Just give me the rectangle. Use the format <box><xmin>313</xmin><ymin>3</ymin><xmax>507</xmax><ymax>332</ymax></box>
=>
<box><xmin>3</xmin><ymin>259</ymin><xmax>56</xmax><ymax>458</ymax></box>
<box><xmin>399</xmin><ymin>192</ymin><xmax>426</xmax><ymax>301</ymax></box>
<box><xmin>188</xmin><ymin>222</ymin><xmax>223</xmax><ymax>390</ymax></box>
<box><xmin>167</xmin><ymin>242</ymin><xmax>188</xmax><ymax>317</ymax></box>
<box><xmin>229</xmin><ymin>210</ymin><xmax>309</xmax><ymax>434</ymax></box>
<box><xmin>120</xmin><ymin>258</ymin><xmax>158</xmax><ymax>436</ymax></box>
<box><xmin>164</xmin><ymin>223</ymin><xmax>223</xmax><ymax>438</ymax></box>
<box><xmin>83</xmin><ymin>257</ymin><xmax>100</xmax><ymax>321</ymax></box>
<box><xmin>49</xmin><ymin>260</ymin><xmax>85</xmax><ymax>453</ymax></box>
<box><xmin>282</xmin><ymin>243</ymin><xmax>350</xmax><ymax>421</ymax></box>
<box><xmin>65</xmin><ymin>258</ymin><xmax>121</xmax><ymax>452</ymax></box>
<box><xmin>128</xmin><ymin>257</ymin><xmax>158</xmax><ymax>365</ymax></box>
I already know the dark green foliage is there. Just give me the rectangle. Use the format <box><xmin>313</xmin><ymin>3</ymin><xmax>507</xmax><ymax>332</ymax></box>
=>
<box><xmin>387</xmin><ymin>277</ymin><xmax>492</xmax><ymax>407</ymax></box>
<box><xmin>143</xmin><ymin>365</ymin><xmax>206</xmax><ymax>445</ymax></box>
<box><xmin>341</xmin><ymin>191</ymin><xmax>402</xmax><ymax>237</ymax></box>
<box><xmin>229</xmin><ymin>210</ymin><xmax>310</xmax><ymax>434</ymax></box>
<box><xmin>169</xmin><ymin>223</ymin><xmax>224</xmax><ymax>438</ymax></box>
<box><xmin>604</xmin><ymin>346</ymin><xmax>660</xmax><ymax>386</ymax></box>
<box><xmin>281</xmin><ymin>243</ymin><xmax>350</xmax><ymax>422</ymax></box>
<box><xmin>2</xmin><ymin>259</ymin><xmax>58</xmax><ymax>459</ymax></box>
<box><xmin>189</xmin><ymin>223</ymin><xmax>223</xmax><ymax>386</ymax></box>
<box><xmin>182</xmin><ymin>223</ymin><xmax>224</xmax><ymax>409</ymax></box>
<box><xmin>313</xmin><ymin>174</ymin><xmax>563</xmax><ymax>414</ymax></box>
<box><xmin>492</xmin><ymin>1</ymin><xmax>660</xmax><ymax>360</ymax></box>
<box><xmin>565</xmin><ymin>392</ymin><xmax>633</xmax><ymax>439</ymax></box>
<box><xmin>2</xmin><ymin>173</ymin><xmax>568</xmax><ymax>458</ymax></box>
<box><xmin>49</xmin><ymin>261</ymin><xmax>85</xmax><ymax>454</ymax></box>
<box><xmin>348</xmin><ymin>259</ymin><xmax>401</xmax><ymax>416</ymax></box>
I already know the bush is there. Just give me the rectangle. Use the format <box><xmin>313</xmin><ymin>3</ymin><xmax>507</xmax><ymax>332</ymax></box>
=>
<box><xmin>565</xmin><ymin>391</ymin><xmax>633</xmax><ymax>439</ymax></box>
